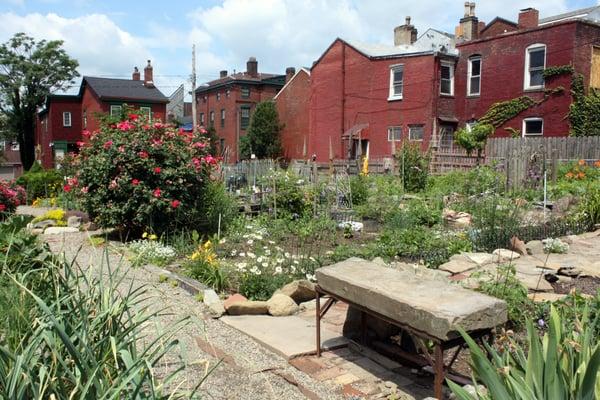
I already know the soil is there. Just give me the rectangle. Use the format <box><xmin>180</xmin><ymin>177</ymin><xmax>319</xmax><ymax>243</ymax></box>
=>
<box><xmin>552</xmin><ymin>276</ymin><xmax>600</xmax><ymax>296</ymax></box>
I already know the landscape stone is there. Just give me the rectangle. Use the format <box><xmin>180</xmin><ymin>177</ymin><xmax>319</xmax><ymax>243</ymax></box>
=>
<box><xmin>528</xmin><ymin>293</ymin><xmax>568</xmax><ymax>303</ymax></box>
<box><xmin>371</xmin><ymin>257</ymin><xmax>387</xmax><ymax>266</ymax></box>
<box><xmin>32</xmin><ymin>219</ymin><xmax>55</xmax><ymax>229</ymax></box>
<box><xmin>443</xmin><ymin>209</ymin><xmax>472</xmax><ymax>228</ymax></box>
<box><xmin>317</xmin><ymin>258</ymin><xmax>508</xmax><ymax>340</ymax></box>
<box><xmin>492</xmin><ymin>248</ymin><xmax>521</xmax><ymax>262</ymax></box>
<box><xmin>299</xmin><ymin>299</ymin><xmax>317</xmax><ymax>311</ymax></box>
<box><xmin>515</xmin><ymin>271</ymin><xmax>554</xmax><ymax>292</ymax></box>
<box><xmin>43</xmin><ymin>226</ymin><xmax>79</xmax><ymax>234</ymax></box>
<box><xmin>67</xmin><ymin>215</ymin><xmax>82</xmax><ymax>228</ymax></box>
<box><xmin>223</xmin><ymin>293</ymin><xmax>247</xmax><ymax>310</ymax></box>
<box><xmin>438</xmin><ymin>258</ymin><xmax>477</xmax><ymax>275</ymax></box>
<box><xmin>267</xmin><ymin>293</ymin><xmax>299</xmax><ymax>316</ymax></box>
<box><xmin>462</xmin><ymin>252</ymin><xmax>496</xmax><ymax>266</ymax></box>
<box><xmin>390</xmin><ymin>262</ymin><xmax>450</xmax><ymax>280</ymax></box>
<box><xmin>525</xmin><ymin>240</ymin><xmax>544</xmax><ymax>256</ymax></box>
<box><xmin>203</xmin><ymin>289</ymin><xmax>225</xmax><ymax>317</ymax></box>
<box><xmin>557</xmin><ymin>266</ymin><xmax>582</xmax><ymax>277</ymax></box>
<box><xmin>208</xmin><ymin>302</ymin><xmax>225</xmax><ymax>317</ymax></box>
<box><xmin>510</xmin><ymin>236</ymin><xmax>528</xmax><ymax>256</ymax></box>
<box><xmin>226</xmin><ymin>300</ymin><xmax>269</xmax><ymax>315</ymax></box>
<box><xmin>279</xmin><ymin>280</ymin><xmax>316</xmax><ymax>303</ymax></box>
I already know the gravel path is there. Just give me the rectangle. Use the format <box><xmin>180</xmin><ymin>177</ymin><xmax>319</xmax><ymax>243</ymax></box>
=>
<box><xmin>41</xmin><ymin>230</ymin><xmax>344</xmax><ymax>400</ymax></box>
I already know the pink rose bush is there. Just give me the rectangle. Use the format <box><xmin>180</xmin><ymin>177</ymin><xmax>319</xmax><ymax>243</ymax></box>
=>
<box><xmin>0</xmin><ymin>180</ymin><xmax>26</xmax><ymax>219</ymax></box>
<box><xmin>69</xmin><ymin>112</ymin><xmax>219</xmax><ymax>234</ymax></box>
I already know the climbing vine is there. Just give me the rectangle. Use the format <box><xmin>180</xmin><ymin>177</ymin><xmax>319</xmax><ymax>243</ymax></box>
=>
<box><xmin>542</xmin><ymin>65</ymin><xmax>574</xmax><ymax>79</ymax></box>
<box><xmin>568</xmin><ymin>73</ymin><xmax>600</xmax><ymax>136</ymax></box>
<box><xmin>478</xmin><ymin>96</ymin><xmax>537</xmax><ymax>127</ymax></box>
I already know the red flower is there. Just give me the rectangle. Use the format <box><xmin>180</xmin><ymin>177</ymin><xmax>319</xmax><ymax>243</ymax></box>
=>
<box><xmin>63</xmin><ymin>184</ymin><xmax>72</xmax><ymax>193</ymax></box>
<box><xmin>117</xmin><ymin>121</ymin><xmax>134</xmax><ymax>131</ymax></box>
<box><xmin>139</xmin><ymin>151</ymin><xmax>149</xmax><ymax>159</ymax></box>
<box><xmin>128</xmin><ymin>113</ymin><xmax>139</xmax><ymax>120</ymax></box>
<box><xmin>199</xmin><ymin>127</ymin><xmax>207</xmax><ymax>134</ymax></box>
<box><xmin>193</xmin><ymin>142</ymin><xmax>206</xmax><ymax>149</ymax></box>
<box><xmin>103</xmin><ymin>140</ymin><xmax>113</xmax><ymax>149</ymax></box>
<box><xmin>153</xmin><ymin>188</ymin><xmax>161</xmax><ymax>198</ymax></box>
<box><xmin>67</xmin><ymin>177</ymin><xmax>78</xmax><ymax>186</ymax></box>
<box><xmin>132</xmin><ymin>179</ymin><xmax>140</xmax><ymax>186</ymax></box>
<box><xmin>0</xmin><ymin>204</ymin><xmax>5</xmax><ymax>212</ymax></box>
<box><xmin>153</xmin><ymin>167</ymin><xmax>161</xmax><ymax>174</ymax></box>
<box><xmin>76</xmin><ymin>141</ymin><xmax>85</xmax><ymax>148</ymax></box>
<box><xmin>171</xmin><ymin>199</ymin><xmax>181</xmax><ymax>208</ymax></box>
<box><xmin>153</xmin><ymin>122</ymin><xmax>165</xmax><ymax>129</ymax></box>
<box><xmin>82</xmin><ymin>130</ymin><xmax>91</xmax><ymax>137</ymax></box>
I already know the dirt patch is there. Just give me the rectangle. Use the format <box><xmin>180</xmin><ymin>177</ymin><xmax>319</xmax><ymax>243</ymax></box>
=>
<box><xmin>552</xmin><ymin>276</ymin><xmax>600</xmax><ymax>296</ymax></box>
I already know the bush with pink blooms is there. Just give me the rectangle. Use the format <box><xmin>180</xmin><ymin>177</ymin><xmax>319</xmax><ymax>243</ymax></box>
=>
<box><xmin>69</xmin><ymin>112</ymin><xmax>219</xmax><ymax>235</ymax></box>
<box><xmin>0</xmin><ymin>180</ymin><xmax>26</xmax><ymax>218</ymax></box>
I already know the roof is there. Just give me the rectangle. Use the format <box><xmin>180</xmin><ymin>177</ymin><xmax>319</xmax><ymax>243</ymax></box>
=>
<box><xmin>480</xmin><ymin>17</ymin><xmax>518</xmax><ymax>34</ymax></box>
<box><xmin>38</xmin><ymin>94</ymin><xmax>80</xmax><ymax>116</ymax></box>
<box><xmin>196</xmin><ymin>71</ymin><xmax>286</xmax><ymax>94</ymax></box>
<box><xmin>81</xmin><ymin>76</ymin><xmax>169</xmax><ymax>103</ymax></box>
<box><xmin>273</xmin><ymin>68</ymin><xmax>311</xmax><ymax>100</ymax></box>
<box><xmin>540</xmin><ymin>6</ymin><xmax>600</xmax><ymax>25</ymax></box>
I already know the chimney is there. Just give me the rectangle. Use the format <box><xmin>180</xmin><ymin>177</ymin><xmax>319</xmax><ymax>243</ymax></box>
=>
<box><xmin>285</xmin><ymin>67</ymin><xmax>296</xmax><ymax>82</ymax></box>
<box><xmin>394</xmin><ymin>16</ymin><xmax>418</xmax><ymax>46</ymax></box>
<box><xmin>518</xmin><ymin>8</ymin><xmax>539</xmax><ymax>29</ymax></box>
<box><xmin>132</xmin><ymin>66</ymin><xmax>140</xmax><ymax>81</ymax></box>
<box><xmin>247</xmin><ymin>57</ymin><xmax>258</xmax><ymax>77</ymax></box>
<box><xmin>478</xmin><ymin>21</ymin><xmax>486</xmax><ymax>34</ymax></box>
<box><xmin>144</xmin><ymin>60</ymin><xmax>154</xmax><ymax>88</ymax></box>
<box><xmin>219</xmin><ymin>70</ymin><xmax>228</xmax><ymax>78</ymax></box>
<box><xmin>459</xmin><ymin>2</ymin><xmax>479</xmax><ymax>41</ymax></box>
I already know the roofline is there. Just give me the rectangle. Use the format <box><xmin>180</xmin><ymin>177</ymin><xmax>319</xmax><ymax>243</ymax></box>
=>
<box><xmin>480</xmin><ymin>16</ymin><xmax>518</xmax><ymax>34</ymax></box>
<box><xmin>273</xmin><ymin>68</ymin><xmax>311</xmax><ymax>100</ymax></box>
<box><xmin>195</xmin><ymin>76</ymin><xmax>285</xmax><ymax>94</ymax></box>
<box><xmin>457</xmin><ymin>18</ymin><xmax>596</xmax><ymax>47</ymax></box>
<box><xmin>79</xmin><ymin>76</ymin><xmax>169</xmax><ymax>103</ymax></box>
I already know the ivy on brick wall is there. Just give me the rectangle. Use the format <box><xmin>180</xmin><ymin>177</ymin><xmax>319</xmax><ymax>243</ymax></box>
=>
<box><xmin>542</xmin><ymin>65</ymin><xmax>575</xmax><ymax>79</ymax></box>
<box><xmin>568</xmin><ymin>73</ymin><xmax>600</xmax><ymax>136</ymax></box>
<box><xmin>478</xmin><ymin>96</ymin><xmax>538</xmax><ymax>127</ymax></box>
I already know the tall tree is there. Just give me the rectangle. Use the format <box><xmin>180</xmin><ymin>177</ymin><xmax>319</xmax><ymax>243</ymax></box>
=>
<box><xmin>239</xmin><ymin>100</ymin><xmax>282</xmax><ymax>159</ymax></box>
<box><xmin>0</xmin><ymin>33</ymin><xmax>79</xmax><ymax>170</ymax></box>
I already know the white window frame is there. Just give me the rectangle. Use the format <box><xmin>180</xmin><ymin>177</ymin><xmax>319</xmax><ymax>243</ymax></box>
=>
<box><xmin>83</xmin><ymin>110</ymin><xmax>87</xmax><ymax>129</ymax></box>
<box><xmin>467</xmin><ymin>56</ymin><xmax>482</xmax><ymax>96</ymax></box>
<box><xmin>440</xmin><ymin>61</ymin><xmax>455</xmax><ymax>96</ymax></box>
<box><xmin>200</xmin><ymin>113</ymin><xmax>205</xmax><ymax>125</ymax></box>
<box><xmin>139</xmin><ymin>106</ymin><xmax>152</xmax><ymax>121</ymax></box>
<box><xmin>216</xmin><ymin>92</ymin><xmax>221</xmax><ymax>101</ymax></box>
<box><xmin>110</xmin><ymin>105</ymin><xmax>122</xmax><ymax>117</ymax></box>
<box><xmin>63</xmin><ymin>112</ymin><xmax>71</xmax><ymax>127</ymax></box>
<box><xmin>11</xmin><ymin>142</ymin><xmax>20</xmax><ymax>151</ymax></box>
<box><xmin>522</xmin><ymin>117</ymin><xmax>544</xmax><ymax>136</ymax></box>
<box><xmin>387</xmin><ymin>126</ymin><xmax>402</xmax><ymax>141</ymax></box>
<box><xmin>388</xmin><ymin>64</ymin><xmax>404</xmax><ymax>101</ymax></box>
<box><xmin>524</xmin><ymin>44</ymin><xmax>546</xmax><ymax>90</ymax></box>
<box><xmin>408</xmin><ymin>125</ymin><xmax>424</xmax><ymax>141</ymax></box>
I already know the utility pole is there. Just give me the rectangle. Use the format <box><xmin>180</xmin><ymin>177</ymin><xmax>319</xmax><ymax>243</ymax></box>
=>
<box><xmin>191</xmin><ymin>44</ymin><xmax>197</xmax><ymax>131</ymax></box>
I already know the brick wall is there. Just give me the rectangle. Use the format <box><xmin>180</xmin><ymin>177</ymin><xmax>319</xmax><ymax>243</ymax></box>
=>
<box><xmin>276</xmin><ymin>69</ymin><xmax>310</xmax><ymax>160</ymax></box>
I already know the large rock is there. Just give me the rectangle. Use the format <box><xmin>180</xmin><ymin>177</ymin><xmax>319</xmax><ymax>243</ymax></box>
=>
<box><xmin>279</xmin><ymin>280</ymin><xmax>316</xmax><ymax>303</ymax></box>
<box><xmin>462</xmin><ymin>252</ymin><xmax>496</xmax><ymax>266</ymax></box>
<box><xmin>223</xmin><ymin>293</ymin><xmax>247</xmax><ymax>310</ymax></box>
<box><xmin>443</xmin><ymin>209</ymin><xmax>472</xmax><ymax>228</ymax></box>
<box><xmin>226</xmin><ymin>300</ymin><xmax>269</xmax><ymax>315</ymax></box>
<box><xmin>267</xmin><ymin>293</ymin><xmax>299</xmax><ymax>316</ymax></box>
<box><xmin>67</xmin><ymin>215</ymin><xmax>82</xmax><ymax>228</ymax></box>
<box><xmin>316</xmin><ymin>258</ymin><xmax>508</xmax><ymax>341</ymax></box>
<box><xmin>492</xmin><ymin>249</ymin><xmax>521</xmax><ymax>262</ymax></box>
<box><xmin>438</xmin><ymin>257</ymin><xmax>477</xmax><ymax>275</ymax></box>
<box><xmin>43</xmin><ymin>226</ymin><xmax>79</xmax><ymax>234</ymax></box>
<box><xmin>203</xmin><ymin>289</ymin><xmax>225</xmax><ymax>317</ymax></box>
<box><xmin>525</xmin><ymin>240</ymin><xmax>545</xmax><ymax>256</ymax></box>
<box><xmin>509</xmin><ymin>236</ymin><xmax>528</xmax><ymax>256</ymax></box>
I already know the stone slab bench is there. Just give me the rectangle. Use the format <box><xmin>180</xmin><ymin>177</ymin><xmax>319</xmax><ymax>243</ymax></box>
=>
<box><xmin>314</xmin><ymin>258</ymin><xmax>508</xmax><ymax>399</ymax></box>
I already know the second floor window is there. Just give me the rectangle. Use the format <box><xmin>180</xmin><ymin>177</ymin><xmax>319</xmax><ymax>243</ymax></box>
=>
<box><xmin>110</xmin><ymin>105</ymin><xmax>122</xmax><ymax>118</ymax></box>
<box><xmin>217</xmin><ymin>92</ymin><xmax>221</xmax><ymax>101</ymax></box>
<box><xmin>221</xmin><ymin>109</ymin><xmax>225</xmax><ymax>127</ymax></box>
<box><xmin>63</xmin><ymin>112</ymin><xmax>71</xmax><ymax>127</ymax></box>
<box><xmin>200</xmin><ymin>113</ymin><xmax>205</xmax><ymax>125</ymax></box>
<box><xmin>83</xmin><ymin>110</ymin><xmax>87</xmax><ymax>129</ymax></box>
<box><xmin>468</xmin><ymin>56</ymin><xmax>481</xmax><ymax>96</ymax></box>
<box><xmin>387</xmin><ymin>127</ymin><xmax>402</xmax><ymax>141</ymax></box>
<box><xmin>440</xmin><ymin>62</ymin><xmax>454</xmax><ymax>96</ymax></box>
<box><xmin>209</xmin><ymin>111</ymin><xmax>215</xmax><ymax>126</ymax></box>
<box><xmin>241</xmin><ymin>87</ymin><xmax>250</xmax><ymax>98</ymax></box>
<box><xmin>525</xmin><ymin>44</ymin><xmax>546</xmax><ymax>90</ymax></box>
<box><xmin>139</xmin><ymin>106</ymin><xmax>151</xmax><ymax>121</ymax></box>
<box><xmin>240</xmin><ymin>106</ymin><xmax>250</xmax><ymax>130</ymax></box>
<box><xmin>388</xmin><ymin>65</ymin><xmax>404</xmax><ymax>100</ymax></box>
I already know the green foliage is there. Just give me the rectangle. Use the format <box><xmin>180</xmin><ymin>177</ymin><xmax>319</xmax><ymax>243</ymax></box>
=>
<box><xmin>385</xmin><ymin>199</ymin><xmax>442</xmax><ymax>230</ymax></box>
<box><xmin>578</xmin><ymin>185</ymin><xmax>600</xmax><ymax>226</ymax></box>
<box><xmin>15</xmin><ymin>163</ymin><xmax>62</xmax><ymax>202</ymax></box>
<box><xmin>0</xmin><ymin>33</ymin><xmax>79</xmax><ymax>170</ymax></box>
<box><xmin>184</xmin><ymin>240</ymin><xmax>229</xmax><ymax>293</ymax></box>
<box><xmin>449</xmin><ymin>306</ymin><xmax>600</xmax><ymax>400</ymax></box>
<box><xmin>73</xmin><ymin>112</ymin><xmax>217</xmax><ymax>235</ymax></box>
<box><xmin>396</xmin><ymin>143</ymin><xmax>430</xmax><ymax>192</ymax></box>
<box><xmin>569</xmin><ymin>74</ymin><xmax>600</xmax><ymax>136</ymax></box>
<box><xmin>427</xmin><ymin>166</ymin><xmax>505</xmax><ymax>197</ymax></box>
<box><xmin>239</xmin><ymin>101</ymin><xmax>282</xmax><ymax>159</ymax></box>
<box><xmin>197</xmin><ymin>180</ymin><xmax>238</xmax><ymax>233</ymax></box>
<box><xmin>455</xmin><ymin>123</ymin><xmax>494</xmax><ymax>162</ymax></box>
<box><xmin>543</xmin><ymin>65</ymin><xmax>575</xmax><ymax>79</ymax></box>
<box><xmin>478</xmin><ymin>96</ymin><xmax>537</xmax><ymax>128</ymax></box>
<box><xmin>239</xmin><ymin>273</ymin><xmax>290</xmax><ymax>301</ymax></box>
<box><xmin>349</xmin><ymin>175</ymin><xmax>369</xmax><ymax>206</ymax></box>
<box><xmin>354</xmin><ymin>175</ymin><xmax>404</xmax><ymax>222</ymax></box>
<box><xmin>475</xmin><ymin>264</ymin><xmax>536</xmax><ymax>328</ymax></box>
<box><xmin>261</xmin><ymin>170</ymin><xmax>310</xmax><ymax>217</ymax></box>
<box><xmin>469</xmin><ymin>195</ymin><xmax>522</xmax><ymax>252</ymax></box>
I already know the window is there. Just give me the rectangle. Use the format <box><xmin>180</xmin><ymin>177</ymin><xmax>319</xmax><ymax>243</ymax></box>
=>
<box><xmin>241</xmin><ymin>87</ymin><xmax>250</xmax><ymax>98</ymax></box>
<box><xmin>217</xmin><ymin>92</ymin><xmax>221</xmax><ymax>101</ymax></box>
<box><xmin>219</xmin><ymin>138</ymin><xmax>225</xmax><ymax>153</ymax></box>
<box><xmin>440</xmin><ymin>61</ymin><xmax>454</xmax><ymax>96</ymax></box>
<box><xmin>387</xmin><ymin>126</ymin><xmax>402</xmax><ymax>141</ymax></box>
<box><xmin>200</xmin><ymin>113</ymin><xmax>205</xmax><ymax>125</ymax></box>
<box><xmin>139</xmin><ymin>106</ymin><xmax>152</xmax><ymax>121</ymax></box>
<box><xmin>110</xmin><ymin>105</ymin><xmax>122</xmax><ymax>118</ymax></box>
<box><xmin>202</xmin><ymin>96</ymin><xmax>207</xmax><ymax>103</ymax></box>
<box><xmin>62</xmin><ymin>112</ymin><xmax>71</xmax><ymax>127</ymax></box>
<box><xmin>591</xmin><ymin>47</ymin><xmax>600</xmax><ymax>89</ymax></box>
<box><xmin>240</xmin><ymin>106</ymin><xmax>250</xmax><ymax>130</ymax></box>
<box><xmin>220</xmin><ymin>109</ymin><xmax>225</xmax><ymax>127</ymax></box>
<box><xmin>226</xmin><ymin>89</ymin><xmax>231</xmax><ymax>98</ymax></box>
<box><xmin>209</xmin><ymin>111</ymin><xmax>215</xmax><ymax>127</ymax></box>
<box><xmin>83</xmin><ymin>110</ymin><xmax>87</xmax><ymax>129</ymax></box>
<box><xmin>523</xmin><ymin>118</ymin><xmax>543</xmax><ymax>136</ymax></box>
<box><xmin>439</xmin><ymin>125</ymin><xmax>455</xmax><ymax>148</ymax></box>
<box><xmin>11</xmin><ymin>142</ymin><xmax>20</xmax><ymax>151</ymax></box>
<box><xmin>524</xmin><ymin>44</ymin><xmax>546</xmax><ymax>90</ymax></box>
<box><xmin>468</xmin><ymin>56</ymin><xmax>481</xmax><ymax>96</ymax></box>
<box><xmin>409</xmin><ymin>125</ymin><xmax>424</xmax><ymax>141</ymax></box>
<box><xmin>388</xmin><ymin>65</ymin><xmax>404</xmax><ymax>100</ymax></box>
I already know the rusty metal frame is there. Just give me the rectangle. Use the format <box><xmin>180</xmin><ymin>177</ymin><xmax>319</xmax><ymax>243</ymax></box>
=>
<box><xmin>315</xmin><ymin>285</ymin><xmax>493</xmax><ymax>400</ymax></box>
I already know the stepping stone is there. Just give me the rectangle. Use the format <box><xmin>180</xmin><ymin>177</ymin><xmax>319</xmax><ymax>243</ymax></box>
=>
<box><xmin>220</xmin><ymin>315</ymin><xmax>348</xmax><ymax>359</ymax></box>
<box><xmin>462</xmin><ymin>252</ymin><xmax>496</xmax><ymax>266</ymax></box>
<box><xmin>439</xmin><ymin>257</ymin><xmax>477</xmax><ymax>275</ymax></box>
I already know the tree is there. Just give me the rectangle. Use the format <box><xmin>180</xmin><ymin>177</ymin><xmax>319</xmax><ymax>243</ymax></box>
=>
<box><xmin>0</xmin><ymin>33</ymin><xmax>79</xmax><ymax>170</ymax></box>
<box><xmin>455</xmin><ymin>123</ymin><xmax>494</xmax><ymax>165</ymax></box>
<box><xmin>239</xmin><ymin>101</ymin><xmax>282</xmax><ymax>159</ymax></box>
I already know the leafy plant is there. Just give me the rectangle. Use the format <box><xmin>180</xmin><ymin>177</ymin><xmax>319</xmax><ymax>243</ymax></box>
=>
<box><xmin>396</xmin><ymin>143</ymin><xmax>430</xmax><ymax>192</ymax></box>
<box><xmin>455</xmin><ymin>123</ymin><xmax>494</xmax><ymax>165</ymax></box>
<box><xmin>542</xmin><ymin>238</ymin><xmax>569</xmax><ymax>254</ymax></box>
<box><xmin>261</xmin><ymin>169</ymin><xmax>310</xmax><ymax>217</ymax></box>
<box><xmin>0</xmin><ymin>180</ymin><xmax>26</xmax><ymax>218</ymax></box>
<box><xmin>15</xmin><ymin>162</ymin><xmax>63</xmax><ymax>202</ymax></box>
<box><xmin>578</xmin><ymin>185</ymin><xmax>600</xmax><ymax>226</ymax></box>
<box><xmin>448</xmin><ymin>306</ymin><xmax>600</xmax><ymax>400</ymax></box>
<box><xmin>239</xmin><ymin>100</ymin><xmax>282</xmax><ymax>159</ymax></box>
<box><xmin>349</xmin><ymin>175</ymin><xmax>369</xmax><ymax>206</ymax></box>
<box><xmin>128</xmin><ymin>238</ymin><xmax>176</xmax><ymax>267</ymax></box>
<box><xmin>184</xmin><ymin>240</ymin><xmax>229</xmax><ymax>292</ymax></box>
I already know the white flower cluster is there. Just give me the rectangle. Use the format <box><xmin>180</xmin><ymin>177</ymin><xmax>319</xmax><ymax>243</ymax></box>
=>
<box><xmin>542</xmin><ymin>238</ymin><xmax>569</xmax><ymax>254</ymax></box>
<box><xmin>129</xmin><ymin>239</ymin><xmax>177</xmax><ymax>264</ymax></box>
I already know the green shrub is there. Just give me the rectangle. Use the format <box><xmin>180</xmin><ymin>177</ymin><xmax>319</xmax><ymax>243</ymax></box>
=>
<box><xmin>349</xmin><ymin>175</ymin><xmax>369</xmax><ymax>206</ymax></box>
<box><xmin>578</xmin><ymin>185</ymin><xmax>600</xmax><ymax>226</ymax></box>
<box><xmin>469</xmin><ymin>195</ymin><xmax>522</xmax><ymax>252</ymax></box>
<box><xmin>197</xmin><ymin>180</ymin><xmax>238</xmax><ymax>233</ymax></box>
<box><xmin>261</xmin><ymin>170</ymin><xmax>310</xmax><ymax>217</ymax></box>
<box><xmin>184</xmin><ymin>240</ymin><xmax>229</xmax><ymax>292</ymax></box>
<box><xmin>427</xmin><ymin>166</ymin><xmax>505</xmax><ymax>197</ymax></box>
<box><xmin>72</xmin><ymin>111</ymin><xmax>217</xmax><ymax>235</ymax></box>
<box><xmin>15</xmin><ymin>162</ymin><xmax>62</xmax><ymax>202</ymax></box>
<box><xmin>396</xmin><ymin>143</ymin><xmax>430</xmax><ymax>192</ymax></box>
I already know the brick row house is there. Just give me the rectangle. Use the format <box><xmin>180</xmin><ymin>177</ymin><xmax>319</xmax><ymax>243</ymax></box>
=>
<box><xmin>195</xmin><ymin>57</ymin><xmax>286</xmax><ymax>162</ymax></box>
<box><xmin>35</xmin><ymin>61</ymin><xmax>168</xmax><ymax>169</ymax></box>
<box><xmin>281</xmin><ymin>4</ymin><xmax>600</xmax><ymax>163</ymax></box>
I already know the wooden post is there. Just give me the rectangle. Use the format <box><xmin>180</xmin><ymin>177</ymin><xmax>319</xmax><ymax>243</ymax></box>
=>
<box><xmin>434</xmin><ymin>344</ymin><xmax>445</xmax><ymax>400</ymax></box>
<box><xmin>316</xmin><ymin>289</ymin><xmax>321</xmax><ymax>357</ymax></box>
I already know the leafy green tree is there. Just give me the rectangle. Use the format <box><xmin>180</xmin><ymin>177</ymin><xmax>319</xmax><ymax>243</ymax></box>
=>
<box><xmin>455</xmin><ymin>123</ymin><xmax>494</xmax><ymax>165</ymax></box>
<box><xmin>0</xmin><ymin>33</ymin><xmax>79</xmax><ymax>170</ymax></box>
<box><xmin>239</xmin><ymin>101</ymin><xmax>282</xmax><ymax>159</ymax></box>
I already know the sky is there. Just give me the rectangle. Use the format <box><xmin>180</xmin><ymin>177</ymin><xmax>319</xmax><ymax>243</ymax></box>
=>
<box><xmin>0</xmin><ymin>0</ymin><xmax>598</xmax><ymax>98</ymax></box>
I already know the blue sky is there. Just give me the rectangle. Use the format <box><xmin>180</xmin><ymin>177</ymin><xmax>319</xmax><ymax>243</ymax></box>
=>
<box><xmin>1</xmin><ymin>0</ymin><xmax>598</xmax><ymax>98</ymax></box>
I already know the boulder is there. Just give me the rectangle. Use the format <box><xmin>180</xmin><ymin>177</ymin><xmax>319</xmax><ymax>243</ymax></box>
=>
<box><xmin>43</xmin><ymin>227</ymin><xmax>79</xmax><ymax>234</ymax></box>
<box><xmin>279</xmin><ymin>280</ymin><xmax>316</xmax><ymax>303</ymax></box>
<box><xmin>492</xmin><ymin>249</ymin><xmax>521</xmax><ymax>262</ymax></box>
<box><xmin>509</xmin><ymin>236</ymin><xmax>528</xmax><ymax>256</ymax></box>
<box><xmin>203</xmin><ymin>289</ymin><xmax>225</xmax><ymax>317</ymax></box>
<box><xmin>67</xmin><ymin>215</ymin><xmax>82</xmax><ymax>228</ymax></box>
<box><xmin>226</xmin><ymin>300</ymin><xmax>269</xmax><ymax>315</ymax></box>
<box><xmin>298</xmin><ymin>299</ymin><xmax>317</xmax><ymax>312</ymax></box>
<box><xmin>31</xmin><ymin>219</ymin><xmax>55</xmax><ymax>229</ymax></box>
<box><xmin>443</xmin><ymin>209</ymin><xmax>472</xmax><ymax>228</ymax></box>
<box><xmin>462</xmin><ymin>252</ymin><xmax>496</xmax><ymax>266</ymax></box>
<box><xmin>554</xmin><ymin>195</ymin><xmax>577</xmax><ymax>214</ymax></box>
<box><xmin>223</xmin><ymin>293</ymin><xmax>248</xmax><ymax>310</ymax></box>
<box><xmin>557</xmin><ymin>266</ymin><xmax>582</xmax><ymax>277</ymax></box>
<box><xmin>525</xmin><ymin>240</ymin><xmax>545</xmax><ymax>256</ymax></box>
<box><xmin>371</xmin><ymin>257</ymin><xmax>387</xmax><ymax>266</ymax></box>
<box><xmin>438</xmin><ymin>257</ymin><xmax>477</xmax><ymax>275</ymax></box>
<box><xmin>267</xmin><ymin>293</ymin><xmax>299</xmax><ymax>316</ymax></box>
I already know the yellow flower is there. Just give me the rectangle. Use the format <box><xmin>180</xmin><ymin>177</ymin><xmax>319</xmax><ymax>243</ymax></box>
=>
<box><xmin>203</xmin><ymin>240</ymin><xmax>212</xmax><ymax>249</ymax></box>
<box><xmin>142</xmin><ymin>232</ymin><xmax>148</xmax><ymax>238</ymax></box>
<box><xmin>149</xmin><ymin>234</ymin><xmax>158</xmax><ymax>241</ymax></box>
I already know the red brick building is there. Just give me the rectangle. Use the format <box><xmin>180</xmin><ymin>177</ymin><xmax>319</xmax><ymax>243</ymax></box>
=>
<box><xmin>35</xmin><ymin>61</ymin><xmax>169</xmax><ymax>169</ymax></box>
<box><xmin>454</xmin><ymin>6</ymin><xmax>600</xmax><ymax>138</ymax></box>
<box><xmin>308</xmin><ymin>20</ymin><xmax>459</xmax><ymax>162</ymax></box>
<box><xmin>195</xmin><ymin>57</ymin><xmax>285</xmax><ymax>162</ymax></box>
<box><xmin>274</xmin><ymin>67</ymin><xmax>311</xmax><ymax>160</ymax></box>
